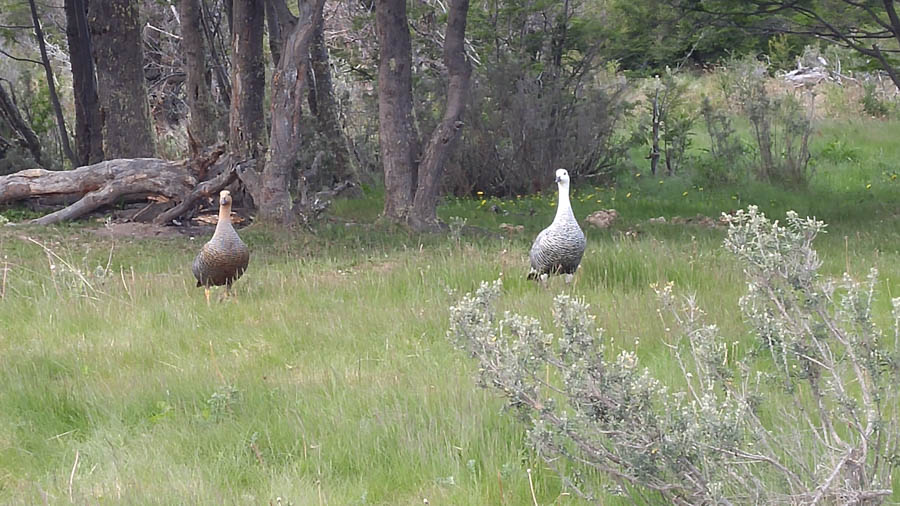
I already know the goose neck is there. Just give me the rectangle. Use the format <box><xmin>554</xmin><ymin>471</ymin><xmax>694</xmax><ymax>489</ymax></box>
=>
<box><xmin>553</xmin><ymin>183</ymin><xmax>574</xmax><ymax>222</ymax></box>
<box><xmin>215</xmin><ymin>204</ymin><xmax>233</xmax><ymax>235</ymax></box>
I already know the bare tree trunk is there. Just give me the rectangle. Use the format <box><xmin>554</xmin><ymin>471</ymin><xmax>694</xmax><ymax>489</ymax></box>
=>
<box><xmin>409</xmin><ymin>0</ymin><xmax>472</xmax><ymax>231</ymax></box>
<box><xmin>376</xmin><ymin>0</ymin><xmax>418</xmax><ymax>222</ymax></box>
<box><xmin>308</xmin><ymin>16</ymin><xmax>358</xmax><ymax>186</ymax></box>
<box><xmin>264</xmin><ymin>0</ymin><xmax>297</xmax><ymax>69</ymax></box>
<box><xmin>28</xmin><ymin>0</ymin><xmax>78</xmax><ymax>167</ymax></box>
<box><xmin>64</xmin><ymin>0</ymin><xmax>104</xmax><ymax>165</ymax></box>
<box><xmin>0</xmin><ymin>83</ymin><xmax>43</xmax><ymax>167</ymax></box>
<box><xmin>650</xmin><ymin>85</ymin><xmax>660</xmax><ymax>176</ymax></box>
<box><xmin>200</xmin><ymin>0</ymin><xmax>232</xmax><ymax>108</ymax></box>
<box><xmin>180</xmin><ymin>0</ymin><xmax>219</xmax><ymax>151</ymax></box>
<box><xmin>229</xmin><ymin>0</ymin><xmax>266</xmax><ymax>160</ymax></box>
<box><xmin>259</xmin><ymin>0</ymin><xmax>325</xmax><ymax>223</ymax></box>
<box><xmin>88</xmin><ymin>0</ymin><xmax>156</xmax><ymax>159</ymax></box>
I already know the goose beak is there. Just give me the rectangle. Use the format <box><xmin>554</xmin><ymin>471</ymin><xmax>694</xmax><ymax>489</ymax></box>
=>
<box><xmin>555</xmin><ymin>175</ymin><xmax>561</xmax><ymax>183</ymax></box>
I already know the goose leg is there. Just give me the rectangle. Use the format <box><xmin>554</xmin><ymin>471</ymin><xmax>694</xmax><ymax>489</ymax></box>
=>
<box><xmin>204</xmin><ymin>287</ymin><xmax>211</xmax><ymax>306</ymax></box>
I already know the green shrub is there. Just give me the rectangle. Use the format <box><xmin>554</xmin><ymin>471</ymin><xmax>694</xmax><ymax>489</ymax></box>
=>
<box><xmin>694</xmin><ymin>95</ymin><xmax>746</xmax><ymax>186</ymax></box>
<box><xmin>861</xmin><ymin>81</ymin><xmax>891</xmax><ymax>118</ymax></box>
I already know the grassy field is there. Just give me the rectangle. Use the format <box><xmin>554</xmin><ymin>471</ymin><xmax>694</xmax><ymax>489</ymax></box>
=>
<box><xmin>1</xmin><ymin>117</ymin><xmax>899</xmax><ymax>504</ymax></box>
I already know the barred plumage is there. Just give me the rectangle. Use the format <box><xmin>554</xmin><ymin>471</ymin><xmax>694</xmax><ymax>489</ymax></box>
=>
<box><xmin>528</xmin><ymin>169</ymin><xmax>585</xmax><ymax>282</ymax></box>
<box><xmin>192</xmin><ymin>190</ymin><xmax>249</xmax><ymax>302</ymax></box>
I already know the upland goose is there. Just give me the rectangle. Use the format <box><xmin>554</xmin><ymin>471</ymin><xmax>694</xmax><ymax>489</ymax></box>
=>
<box><xmin>192</xmin><ymin>190</ymin><xmax>250</xmax><ymax>303</ymax></box>
<box><xmin>527</xmin><ymin>169</ymin><xmax>586</xmax><ymax>283</ymax></box>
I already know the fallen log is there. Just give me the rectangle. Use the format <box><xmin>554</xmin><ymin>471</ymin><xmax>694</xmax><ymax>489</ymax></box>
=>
<box><xmin>0</xmin><ymin>146</ymin><xmax>227</xmax><ymax>225</ymax></box>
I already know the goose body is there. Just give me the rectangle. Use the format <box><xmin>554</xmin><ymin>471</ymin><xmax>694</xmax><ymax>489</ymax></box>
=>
<box><xmin>528</xmin><ymin>169</ymin><xmax>585</xmax><ymax>282</ymax></box>
<box><xmin>192</xmin><ymin>190</ymin><xmax>249</xmax><ymax>301</ymax></box>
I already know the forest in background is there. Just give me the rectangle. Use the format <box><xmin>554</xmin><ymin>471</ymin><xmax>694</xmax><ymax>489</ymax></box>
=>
<box><xmin>1</xmin><ymin>0</ymin><xmax>899</xmax><ymax>229</ymax></box>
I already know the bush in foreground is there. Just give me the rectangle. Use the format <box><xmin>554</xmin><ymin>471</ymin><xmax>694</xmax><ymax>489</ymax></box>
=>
<box><xmin>449</xmin><ymin>206</ymin><xmax>899</xmax><ymax>504</ymax></box>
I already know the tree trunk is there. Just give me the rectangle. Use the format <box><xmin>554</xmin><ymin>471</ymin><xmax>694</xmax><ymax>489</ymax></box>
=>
<box><xmin>308</xmin><ymin>16</ymin><xmax>358</xmax><ymax>186</ymax></box>
<box><xmin>200</xmin><ymin>0</ymin><xmax>232</xmax><ymax>108</ymax></box>
<box><xmin>650</xmin><ymin>85</ymin><xmax>660</xmax><ymax>176</ymax></box>
<box><xmin>229</xmin><ymin>0</ymin><xmax>266</xmax><ymax>160</ymax></box>
<box><xmin>64</xmin><ymin>0</ymin><xmax>104</xmax><ymax>165</ymax></box>
<box><xmin>376</xmin><ymin>0</ymin><xmax>418</xmax><ymax>222</ymax></box>
<box><xmin>264</xmin><ymin>0</ymin><xmax>297</xmax><ymax>70</ymax></box>
<box><xmin>179</xmin><ymin>0</ymin><xmax>219</xmax><ymax>151</ymax></box>
<box><xmin>408</xmin><ymin>0</ymin><xmax>472</xmax><ymax>230</ymax></box>
<box><xmin>88</xmin><ymin>0</ymin><xmax>156</xmax><ymax>159</ymax></box>
<box><xmin>259</xmin><ymin>0</ymin><xmax>325</xmax><ymax>224</ymax></box>
<box><xmin>0</xmin><ymin>83</ymin><xmax>43</xmax><ymax>167</ymax></box>
<box><xmin>28</xmin><ymin>0</ymin><xmax>78</xmax><ymax>167</ymax></box>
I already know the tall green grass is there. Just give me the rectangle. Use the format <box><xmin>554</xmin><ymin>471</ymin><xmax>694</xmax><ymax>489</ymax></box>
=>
<box><xmin>1</xmin><ymin>116</ymin><xmax>898</xmax><ymax>504</ymax></box>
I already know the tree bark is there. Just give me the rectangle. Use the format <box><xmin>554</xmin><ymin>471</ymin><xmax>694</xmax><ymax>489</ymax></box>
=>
<box><xmin>408</xmin><ymin>0</ymin><xmax>472</xmax><ymax>230</ymax></box>
<box><xmin>28</xmin><ymin>0</ymin><xmax>78</xmax><ymax>167</ymax></box>
<box><xmin>179</xmin><ymin>0</ymin><xmax>219</xmax><ymax>151</ymax></box>
<box><xmin>650</xmin><ymin>85</ymin><xmax>660</xmax><ymax>176</ymax></box>
<box><xmin>0</xmin><ymin>83</ymin><xmax>43</xmax><ymax>167</ymax></box>
<box><xmin>64</xmin><ymin>0</ymin><xmax>104</xmax><ymax>165</ymax></box>
<box><xmin>308</xmin><ymin>15</ymin><xmax>358</xmax><ymax>186</ymax></box>
<box><xmin>229</xmin><ymin>0</ymin><xmax>267</xmax><ymax>160</ymax></box>
<box><xmin>200</xmin><ymin>0</ymin><xmax>232</xmax><ymax>108</ymax></box>
<box><xmin>258</xmin><ymin>0</ymin><xmax>325</xmax><ymax>224</ymax></box>
<box><xmin>264</xmin><ymin>0</ymin><xmax>297</xmax><ymax>69</ymax></box>
<box><xmin>376</xmin><ymin>0</ymin><xmax>418</xmax><ymax>222</ymax></box>
<box><xmin>88</xmin><ymin>0</ymin><xmax>156</xmax><ymax>159</ymax></box>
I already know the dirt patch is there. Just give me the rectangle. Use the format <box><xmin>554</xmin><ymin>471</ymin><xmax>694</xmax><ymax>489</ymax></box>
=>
<box><xmin>91</xmin><ymin>222</ymin><xmax>189</xmax><ymax>239</ymax></box>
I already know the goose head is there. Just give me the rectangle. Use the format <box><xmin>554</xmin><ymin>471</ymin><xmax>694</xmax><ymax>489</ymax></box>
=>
<box><xmin>216</xmin><ymin>190</ymin><xmax>235</xmax><ymax>227</ymax></box>
<box><xmin>219</xmin><ymin>190</ymin><xmax>233</xmax><ymax>208</ymax></box>
<box><xmin>555</xmin><ymin>169</ymin><xmax>570</xmax><ymax>186</ymax></box>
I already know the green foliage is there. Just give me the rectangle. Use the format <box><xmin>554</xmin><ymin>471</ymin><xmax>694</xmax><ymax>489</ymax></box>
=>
<box><xmin>694</xmin><ymin>95</ymin><xmax>746</xmax><ymax>186</ymax></box>
<box><xmin>605</xmin><ymin>0</ymin><xmax>770</xmax><ymax>75</ymax></box>
<box><xmin>633</xmin><ymin>71</ymin><xmax>696</xmax><ymax>177</ymax></box>
<box><xmin>861</xmin><ymin>81</ymin><xmax>892</xmax><ymax>118</ymax></box>
<box><xmin>19</xmin><ymin>72</ymin><xmax>54</xmax><ymax>138</ymax></box>
<box><xmin>766</xmin><ymin>34</ymin><xmax>804</xmax><ymax>71</ymax></box>
<box><xmin>819</xmin><ymin>137</ymin><xmax>860</xmax><ymax>163</ymax></box>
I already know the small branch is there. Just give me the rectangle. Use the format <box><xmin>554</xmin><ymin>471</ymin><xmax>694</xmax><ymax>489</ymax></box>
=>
<box><xmin>144</xmin><ymin>22</ymin><xmax>181</xmax><ymax>40</ymax></box>
<box><xmin>0</xmin><ymin>48</ymin><xmax>43</xmax><ymax>65</ymax></box>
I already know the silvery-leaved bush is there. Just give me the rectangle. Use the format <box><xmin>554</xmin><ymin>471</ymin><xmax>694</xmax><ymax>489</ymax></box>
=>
<box><xmin>449</xmin><ymin>207</ymin><xmax>899</xmax><ymax>505</ymax></box>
